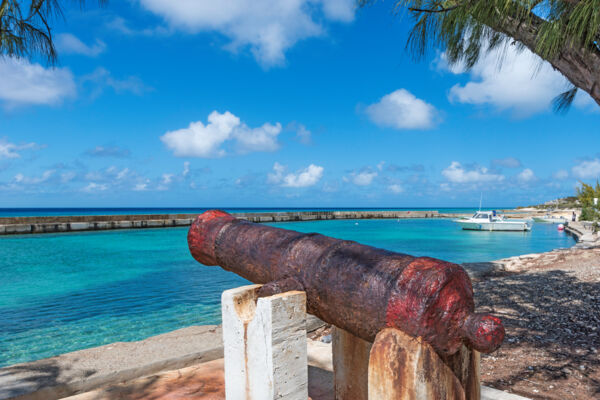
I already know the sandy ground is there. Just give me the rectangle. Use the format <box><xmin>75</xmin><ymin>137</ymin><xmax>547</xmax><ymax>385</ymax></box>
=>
<box><xmin>473</xmin><ymin>246</ymin><xmax>600</xmax><ymax>399</ymax></box>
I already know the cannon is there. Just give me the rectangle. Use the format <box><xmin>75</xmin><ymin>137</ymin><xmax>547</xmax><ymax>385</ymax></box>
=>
<box><xmin>188</xmin><ymin>210</ymin><xmax>504</xmax><ymax>356</ymax></box>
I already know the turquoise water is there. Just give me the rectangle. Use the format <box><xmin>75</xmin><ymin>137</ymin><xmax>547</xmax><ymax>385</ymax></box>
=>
<box><xmin>0</xmin><ymin>207</ymin><xmax>505</xmax><ymax>217</ymax></box>
<box><xmin>0</xmin><ymin>219</ymin><xmax>574</xmax><ymax>367</ymax></box>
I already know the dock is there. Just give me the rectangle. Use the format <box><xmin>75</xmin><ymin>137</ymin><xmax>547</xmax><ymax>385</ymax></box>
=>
<box><xmin>0</xmin><ymin>210</ymin><xmax>442</xmax><ymax>235</ymax></box>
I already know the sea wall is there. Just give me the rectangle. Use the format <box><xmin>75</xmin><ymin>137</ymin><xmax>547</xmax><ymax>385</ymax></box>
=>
<box><xmin>0</xmin><ymin>210</ymin><xmax>440</xmax><ymax>235</ymax></box>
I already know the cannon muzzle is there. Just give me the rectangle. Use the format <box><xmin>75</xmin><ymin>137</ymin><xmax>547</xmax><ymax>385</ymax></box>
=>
<box><xmin>188</xmin><ymin>210</ymin><xmax>504</xmax><ymax>355</ymax></box>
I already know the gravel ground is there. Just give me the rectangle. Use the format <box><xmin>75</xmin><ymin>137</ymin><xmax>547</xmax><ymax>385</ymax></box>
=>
<box><xmin>474</xmin><ymin>246</ymin><xmax>600</xmax><ymax>399</ymax></box>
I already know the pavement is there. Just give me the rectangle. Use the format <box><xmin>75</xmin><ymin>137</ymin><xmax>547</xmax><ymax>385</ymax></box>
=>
<box><xmin>0</xmin><ymin>326</ymin><xmax>224</xmax><ymax>400</ymax></box>
<box><xmin>60</xmin><ymin>340</ymin><xmax>529</xmax><ymax>400</ymax></box>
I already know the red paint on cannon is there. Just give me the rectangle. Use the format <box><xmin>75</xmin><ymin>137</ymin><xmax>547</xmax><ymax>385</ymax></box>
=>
<box><xmin>188</xmin><ymin>210</ymin><xmax>504</xmax><ymax>355</ymax></box>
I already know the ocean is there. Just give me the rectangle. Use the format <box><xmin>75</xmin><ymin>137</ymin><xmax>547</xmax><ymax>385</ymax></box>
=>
<box><xmin>0</xmin><ymin>207</ymin><xmax>506</xmax><ymax>217</ymax></box>
<box><xmin>0</xmin><ymin>217</ymin><xmax>574</xmax><ymax>367</ymax></box>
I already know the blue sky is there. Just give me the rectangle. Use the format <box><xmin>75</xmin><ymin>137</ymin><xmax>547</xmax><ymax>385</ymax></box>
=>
<box><xmin>0</xmin><ymin>0</ymin><xmax>599</xmax><ymax>208</ymax></box>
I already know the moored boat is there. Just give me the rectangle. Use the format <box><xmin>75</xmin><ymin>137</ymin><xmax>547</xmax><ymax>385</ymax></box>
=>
<box><xmin>454</xmin><ymin>211</ymin><xmax>532</xmax><ymax>231</ymax></box>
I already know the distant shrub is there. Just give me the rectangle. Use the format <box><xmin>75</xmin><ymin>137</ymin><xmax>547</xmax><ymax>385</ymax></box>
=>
<box><xmin>576</xmin><ymin>181</ymin><xmax>600</xmax><ymax>221</ymax></box>
<box><xmin>580</xmin><ymin>207</ymin><xmax>597</xmax><ymax>221</ymax></box>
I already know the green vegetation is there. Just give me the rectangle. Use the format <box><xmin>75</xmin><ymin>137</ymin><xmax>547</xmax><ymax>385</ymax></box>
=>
<box><xmin>0</xmin><ymin>0</ymin><xmax>105</xmax><ymax>64</ymax></box>
<box><xmin>365</xmin><ymin>0</ymin><xmax>600</xmax><ymax>109</ymax></box>
<box><xmin>576</xmin><ymin>181</ymin><xmax>600</xmax><ymax>221</ymax></box>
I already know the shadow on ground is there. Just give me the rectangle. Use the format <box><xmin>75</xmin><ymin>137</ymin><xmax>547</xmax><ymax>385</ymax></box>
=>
<box><xmin>473</xmin><ymin>269</ymin><xmax>599</xmax><ymax>399</ymax></box>
<box><xmin>0</xmin><ymin>356</ymin><xmax>96</xmax><ymax>400</ymax></box>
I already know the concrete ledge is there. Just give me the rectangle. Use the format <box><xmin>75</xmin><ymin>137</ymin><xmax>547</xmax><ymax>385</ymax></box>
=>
<box><xmin>69</xmin><ymin>223</ymin><xmax>90</xmax><ymax>231</ymax></box>
<box><xmin>0</xmin><ymin>316</ymin><xmax>327</xmax><ymax>400</ymax></box>
<box><xmin>0</xmin><ymin>210</ymin><xmax>442</xmax><ymax>236</ymax></box>
<box><xmin>0</xmin><ymin>326</ymin><xmax>223</xmax><ymax>400</ymax></box>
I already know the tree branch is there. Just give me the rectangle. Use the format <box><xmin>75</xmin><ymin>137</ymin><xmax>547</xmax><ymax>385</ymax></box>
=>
<box><xmin>482</xmin><ymin>6</ymin><xmax>600</xmax><ymax>106</ymax></box>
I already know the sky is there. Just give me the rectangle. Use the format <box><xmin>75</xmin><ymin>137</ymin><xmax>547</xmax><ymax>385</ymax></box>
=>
<box><xmin>0</xmin><ymin>0</ymin><xmax>599</xmax><ymax>208</ymax></box>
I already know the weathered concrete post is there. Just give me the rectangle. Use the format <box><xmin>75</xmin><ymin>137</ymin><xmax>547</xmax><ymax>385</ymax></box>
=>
<box><xmin>332</xmin><ymin>327</ymin><xmax>371</xmax><ymax>400</ymax></box>
<box><xmin>332</xmin><ymin>327</ymin><xmax>480</xmax><ymax>400</ymax></box>
<box><xmin>221</xmin><ymin>284</ymin><xmax>308</xmax><ymax>400</ymax></box>
<box><xmin>368</xmin><ymin>328</ymin><xmax>480</xmax><ymax>400</ymax></box>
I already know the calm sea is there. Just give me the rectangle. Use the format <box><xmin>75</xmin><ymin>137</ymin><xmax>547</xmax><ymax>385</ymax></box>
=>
<box><xmin>0</xmin><ymin>207</ymin><xmax>505</xmax><ymax>217</ymax></box>
<box><xmin>0</xmin><ymin>218</ymin><xmax>574</xmax><ymax>367</ymax></box>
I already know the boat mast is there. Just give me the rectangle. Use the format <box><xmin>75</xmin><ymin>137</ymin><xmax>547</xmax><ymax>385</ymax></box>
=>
<box><xmin>479</xmin><ymin>193</ymin><xmax>482</xmax><ymax>212</ymax></box>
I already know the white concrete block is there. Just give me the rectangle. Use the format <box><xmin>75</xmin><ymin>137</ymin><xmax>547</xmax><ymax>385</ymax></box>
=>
<box><xmin>7</xmin><ymin>224</ymin><xmax>31</xmax><ymax>234</ymax></box>
<box><xmin>70</xmin><ymin>222</ymin><xmax>90</xmax><ymax>231</ymax></box>
<box><xmin>222</xmin><ymin>285</ymin><xmax>308</xmax><ymax>400</ymax></box>
<box><xmin>146</xmin><ymin>220</ymin><xmax>164</xmax><ymax>227</ymax></box>
<box><xmin>58</xmin><ymin>223</ymin><xmax>69</xmax><ymax>232</ymax></box>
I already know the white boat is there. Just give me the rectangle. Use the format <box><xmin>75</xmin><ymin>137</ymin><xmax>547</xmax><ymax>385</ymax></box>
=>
<box><xmin>532</xmin><ymin>215</ymin><xmax>568</xmax><ymax>224</ymax></box>
<box><xmin>454</xmin><ymin>211</ymin><xmax>532</xmax><ymax>231</ymax></box>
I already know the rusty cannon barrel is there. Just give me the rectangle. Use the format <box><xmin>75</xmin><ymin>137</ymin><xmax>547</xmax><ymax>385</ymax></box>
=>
<box><xmin>188</xmin><ymin>210</ymin><xmax>504</xmax><ymax>356</ymax></box>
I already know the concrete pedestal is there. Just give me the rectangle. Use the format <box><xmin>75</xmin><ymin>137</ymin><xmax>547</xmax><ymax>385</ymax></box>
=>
<box><xmin>332</xmin><ymin>327</ymin><xmax>371</xmax><ymax>400</ymax></box>
<box><xmin>221</xmin><ymin>285</ymin><xmax>308</xmax><ymax>400</ymax></box>
<box><xmin>332</xmin><ymin>327</ymin><xmax>480</xmax><ymax>400</ymax></box>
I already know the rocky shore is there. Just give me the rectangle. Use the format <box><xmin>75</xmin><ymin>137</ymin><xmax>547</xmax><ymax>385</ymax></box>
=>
<box><xmin>465</xmin><ymin>222</ymin><xmax>600</xmax><ymax>399</ymax></box>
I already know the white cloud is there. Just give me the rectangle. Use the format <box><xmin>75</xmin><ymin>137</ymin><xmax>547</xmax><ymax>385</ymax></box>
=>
<box><xmin>492</xmin><ymin>157</ymin><xmax>522</xmax><ymax>169</ymax></box>
<box><xmin>0</xmin><ymin>139</ymin><xmax>37</xmax><ymax>159</ymax></box>
<box><xmin>85</xmin><ymin>166</ymin><xmax>131</xmax><ymax>182</ymax></box>
<box><xmin>161</xmin><ymin>111</ymin><xmax>282</xmax><ymax>157</ymax></box>
<box><xmin>365</xmin><ymin>89</ymin><xmax>439</xmax><ymax>130</ymax></box>
<box><xmin>445</xmin><ymin>44</ymin><xmax>588</xmax><ymax>116</ymax></box>
<box><xmin>116</xmin><ymin>168</ymin><xmax>130</xmax><ymax>180</ymax></box>
<box><xmin>106</xmin><ymin>17</ymin><xmax>170</xmax><ymax>36</ymax></box>
<box><xmin>349</xmin><ymin>171</ymin><xmax>377</xmax><ymax>186</ymax></box>
<box><xmin>82</xmin><ymin>182</ymin><xmax>108</xmax><ymax>192</ymax></box>
<box><xmin>572</xmin><ymin>159</ymin><xmax>600</xmax><ymax>179</ymax></box>
<box><xmin>517</xmin><ymin>168</ymin><xmax>536</xmax><ymax>183</ymax></box>
<box><xmin>161</xmin><ymin>173</ymin><xmax>174</xmax><ymax>184</ymax></box>
<box><xmin>55</xmin><ymin>33</ymin><xmax>106</xmax><ymax>57</ymax></box>
<box><xmin>283</xmin><ymin>164</ymin><xmax>324</xmax><ymax>187</ymax></box>
<box><xmin>233</xmin><ymin>122</ymin><xmax>281</xmax><ymax>153</ymax></box>
<box><xmin>137</xmin><ymin>0</ymin><xmax>354</xmax><ymax>67</ymax></box>
<box><xmin>82</xmin><ymin>67</ymin><xmax>152</xmax><ymax>97</ymax></box>
<box><xmin>267</xmin><ymin>162</ymin><xmax>323</xmax><ymax>187</ymax></box>
<box><xmin>267</xmin><ymin>162</ymin><xmax>286</xmax><ymax>184</ymax></box>
<box><xmin>388</xmin><ymin>184</ymin><xmax>403</xmax><ymax>193</ymax></box>
<box><xmin>442</xmin><ymin>161</ymin><xmax>504</xmax><ymax>183</ymax></box>
<box><xmin>133</xmin><ymin>182</ymin><xmax>149</xmax><ymax>191</ymax></box>
<box><xmin>0</xmin><ymin>57</ymin><xmax>76</xmax><ymax>108</ymax></box>
<box><xmin>85</xmin><ymin>145</ymin><xmax>130</xmax><ymax>158</ymax></box>
<box><xmin>61</xmin><ymin>171</ymin><xmax>77</xmax><ymax>183</ymax></box>
<box><xmin>290</xmin><ymin>123</ymin><xmax>312</xmax><ymax>144</ymax></box>
<box><xmin>162</xmin><ymin>111</ymin><xmax>238</xmax><ymax>158</ymax></box>
<box><xmin>553</xmin><ymin>170</ymin><xmax>569</xmax><ymax>180</ymax></box>
<box><xmin>183</xmin><ymin>161</ymin><xmax>190</xmax><ymax>177</ymax></box>
<box><xmin>13</xmin><ymin>170</ymin><xmax>55</xmax><ymax>185</ymax></box>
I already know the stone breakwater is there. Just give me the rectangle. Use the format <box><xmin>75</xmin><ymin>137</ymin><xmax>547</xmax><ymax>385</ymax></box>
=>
<box><xmin>0</xmin><ymin>210</ymin><xmax>440</xmax><ymax>235</ymax></box>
